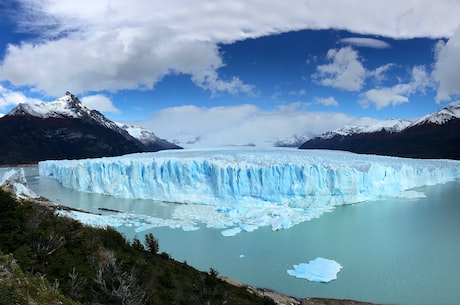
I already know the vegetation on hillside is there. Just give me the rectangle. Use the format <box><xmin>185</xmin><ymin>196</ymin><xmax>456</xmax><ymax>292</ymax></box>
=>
<box><xmin>0</xmin><ymin>188</ymin><xmax>275</xmax><ymax>304</ymax></box>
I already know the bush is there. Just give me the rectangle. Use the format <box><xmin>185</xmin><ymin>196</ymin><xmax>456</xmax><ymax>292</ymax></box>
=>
<box><xmin>0</xmin><ymin>284</ymin><xmax>28</xmax><ymax>305</ymax></box>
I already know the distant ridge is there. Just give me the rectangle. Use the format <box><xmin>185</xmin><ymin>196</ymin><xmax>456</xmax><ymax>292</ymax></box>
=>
<box><xmin>0</xmin><ymin>92</ymin><xmax>181</xmax><ymax>165</ymax></box>
<box><xmin>300</xmin><ymin>102</ymin><xmax>460</xmax><ymax>160</ymax></box>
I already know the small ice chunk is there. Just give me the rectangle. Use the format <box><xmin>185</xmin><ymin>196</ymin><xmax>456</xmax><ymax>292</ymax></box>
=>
<box><xmin>240</xmin><ymin>224</ymin><xmax>258</xmax><ymax>232</ymax></box>
<box><xmin>270</xmin><ymin>216</ymin><xmax>291</xmax><ymax>231</ymax></box>
<box><xmin>221</xmin><ymin>227</ymin><xmax>242</xmax><ymax>237</ymax></box>
<box><xmin>397</xmin><ymin>190</ymin><xmax>426</xmax><ymax>199</ymax></box>
<box><xmin>216</xmin><ymin>207</ymin><xmax>231</xmax><ymax>213</ymax></box>
<box><xmin>287</xmin><ymin>257</ymin><xmax>342</xmax><ymax>283</ymax></box>
<box><xmin>182</xmin><ymin>225</ymin><xmax>200</xmax><ymax>231</ymax></box>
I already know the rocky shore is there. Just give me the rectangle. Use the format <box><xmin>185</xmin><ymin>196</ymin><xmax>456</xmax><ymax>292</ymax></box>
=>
<box><xmin>219</xmin><ymin>275</ymin><xmax>380</xmax><ymax>305</ymax></box>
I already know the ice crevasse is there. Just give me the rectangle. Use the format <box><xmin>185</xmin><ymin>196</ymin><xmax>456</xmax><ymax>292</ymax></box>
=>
<box><xmin>39</xmin><ymin>148</ymin><xmax>460</xmax><ymax>232</ymax></box>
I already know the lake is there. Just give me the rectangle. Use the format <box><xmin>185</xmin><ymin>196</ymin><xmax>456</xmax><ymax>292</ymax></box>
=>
<box><xmin>6</xmin><ymin>167</ymin><xmax>460</xmax><ymax>305</ymax></box>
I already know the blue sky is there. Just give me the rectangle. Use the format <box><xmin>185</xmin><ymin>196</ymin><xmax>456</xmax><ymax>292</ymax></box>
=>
<box><xmin>1</xmin><ymin>1</ymin><xmax>460</xmax><ymax>147</ymax></box>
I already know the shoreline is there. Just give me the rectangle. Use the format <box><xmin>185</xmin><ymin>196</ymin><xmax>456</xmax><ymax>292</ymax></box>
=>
<box><xmin>219</xmin><ymin>276</ymin><xmax>380</xmax><ymax>305</ymax></box>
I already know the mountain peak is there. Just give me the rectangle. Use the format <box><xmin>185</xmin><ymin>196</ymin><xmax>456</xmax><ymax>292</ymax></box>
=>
<box><xmin>6</xmin><ymin>91</ymin><xmax>90</xmax><ymax>119</ymax></box>
<box><xmin>410</xmin><ymin>101</ymin><xmax>460</xmax><ymax>126</ymax></box>
<box><xmin>63</xmin><ymin>91</ymin><xmax>83</xmax><ymax>107</ymax></box>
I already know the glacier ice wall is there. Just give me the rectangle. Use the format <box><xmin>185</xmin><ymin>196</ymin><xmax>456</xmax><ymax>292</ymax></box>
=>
<box><xmin>39</xmin><ymin>148</ymin><xmax>460</xmax><ymax>233</ymax></box>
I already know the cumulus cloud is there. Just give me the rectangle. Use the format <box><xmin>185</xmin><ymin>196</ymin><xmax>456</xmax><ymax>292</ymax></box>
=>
<box><xmin>0</xmin><ymin>85</ymin><xmax>43</xmax><ymax>110</ymax></box>
<box><xmin>0</xmin><ymin>30</ymin><xmax>248</xmax><ymax>96</ymax></box>
<box><xmin>80</xmin><ymin>94</ymin><xmax>121</xmax><ymax>114</ymax></box>
<box><xmin>359</xmin><ymin>65</ymin><xmax>431</xmax><ymax>109</ymax></box>
<box><xmin>314</xmin><ymin>47</ymin><xmax>402</xmax><ymax>99</ymax></box>
<box><xmin>433</xmin><ymin>29</ymin><xmax>460</xmax><ymax>102</ymax></box>
<box><xmin>134</xmin><ymin>103</ymin><xmax>369</xmax><ymax>147</ymax></box>
<box><xmin>1</xmin><ymin>0</ymin><xmax>460</xmax><ymax>96</ymax></box>
<box><xmin>313</xmin><ymin>46</ymin><xmax>366</xmax><ymax>91</ymax></box>
<box><xmin>339</xmin><ymin>37</ymin><xmax>391</xmax><ymax>49</ymax></box>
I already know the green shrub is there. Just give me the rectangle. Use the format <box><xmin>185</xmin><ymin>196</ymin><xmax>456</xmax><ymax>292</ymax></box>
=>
<box><xmin>0</xmin><ymin>283</ymin><xmax>28</xmax><ymax>305</ymax></box>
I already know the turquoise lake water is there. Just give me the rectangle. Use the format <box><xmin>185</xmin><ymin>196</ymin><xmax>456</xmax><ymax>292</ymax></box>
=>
<box><xmin>9</xmin><ymin>167</ymin><xmax>460</xmax><ymax>304</ymax></box>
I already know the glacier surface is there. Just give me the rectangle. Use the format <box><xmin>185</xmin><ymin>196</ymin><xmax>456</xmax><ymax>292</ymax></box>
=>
<box><xmin>39</xmin><ymin>148</ymin><xmax>460</xmax><ymax>234</ymax></box>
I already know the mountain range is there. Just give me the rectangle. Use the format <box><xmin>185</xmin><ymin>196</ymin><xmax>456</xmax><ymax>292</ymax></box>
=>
<box><xmin>0</xmin><ymin>92</ymin><xmax>180</xmax><ymax>165</ymax></box>
<box><xmin>300</xmin><ymin>102</ymin><xmax>460</xmax><ymax>160</ymax></box>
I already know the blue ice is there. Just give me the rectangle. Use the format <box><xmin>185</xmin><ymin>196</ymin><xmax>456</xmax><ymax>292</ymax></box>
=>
<box><xmin>39</xmin><ymin>148</ymin><xmax>460</xmax><ymax>233</ymax></box>
<box><xmin>287</xmin><ymin>257</ymin><xmax>342</xmax><ymax>283</ymax></box>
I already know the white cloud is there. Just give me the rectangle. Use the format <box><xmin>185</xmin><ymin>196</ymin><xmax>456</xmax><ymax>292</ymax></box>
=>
<box><xmin>289</xmin><ymin>89</ymin><xmax>307</xmax><ymax>96</ymax></box>
<box><xmin>359</xmin><ymin>65</ymin><xmax>431</xmax><ymax>109</ymax></box>
<box><xmin>339</xmin><ymin>37</ymin><xmax>391</xmax><ymax>49</ymax></box>
<box><xmin>0</xmin><ymin>85</ymin><xmax>43</xmax><ymax>110</ymax></box>
<box><xmin>314</xmin><ymin>47</ymin><xmax>414</xmax><ymax>104</ymax></box>
<box><xmin>315</xmin><ymin>97</ymin><xmax>339</xmax><ymax>107</ymax></box>
<box><xmin>433</xmin><ymin>28</ymin><xmax>460</xmax><ymax>102</ymax></box>
<box><xmin>367</xmin><ymin>63</ymin><xmax>395</xmax><ymax>84</ymax></box>
<box><xmin>1</xmin><ymin>0</ymin><xmax>460</xmax><ymax>96</ymax></box>
<box><xmin>360</xmin><ymin>86</ymin><xmax>410</xmax><ymax>109</ymax></box>
<box><xmin>0</xmin><ymin>30</ymin><xmax>246</xmax><ymax>96</ymax></box>
<box><xmin>313</xmin><ymin>46</ymin><xmax>366</xmax><ymax>91</ymax></box>
<box><xmin>134</xmin><ymin>103</ymin><xmax>369</xmax><ymax>147</ymax></box>
<box><xmin>80</xmin><ymin>94</ymin><xmax>121</xmax><ymax>114</ymax></box>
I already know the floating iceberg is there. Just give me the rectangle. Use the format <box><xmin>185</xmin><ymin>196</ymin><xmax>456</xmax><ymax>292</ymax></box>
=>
<box><xmin>221</xmin><ymin>227</ymin><xmax>242</xmax><ymax>237</ymax></box>
<box><xmin>287</xmin><ymin>257</ymin><xmax>342</xmax><ymax>283</ymax></box>
<box><xmin>39</xmin><ymin>148</ymin><xmax>460</xmax><ymax>233</ymax></box>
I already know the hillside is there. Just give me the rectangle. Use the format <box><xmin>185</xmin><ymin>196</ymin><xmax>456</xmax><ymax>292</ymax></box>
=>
<box><xmin>0</xmin><ymin>92</ymin><xmax>180</xmax><ymax>165</ymax></box>
<box><xmin>300</xmin><ymin>102</ymin><xmax>460</xmax><ymax>160</ymax></box>
<box><xmin>0</xmin><ymin>187</ymin><xmax>279</xmax><ymax>305</ymax></box>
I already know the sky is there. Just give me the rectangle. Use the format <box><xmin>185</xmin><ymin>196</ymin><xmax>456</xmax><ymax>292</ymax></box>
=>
<box><xmin>1</xmin><ymin>0</ymin><xmax>460</xmax><ymax>147</ymax></box>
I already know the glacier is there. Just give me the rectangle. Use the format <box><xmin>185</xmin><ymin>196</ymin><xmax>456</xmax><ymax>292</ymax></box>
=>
<box><xmin>1</xmin><ymin>168</ymin><xmax>39</xmax><ymax>199</ymax></box>
<box><xmin>39</xmin><ymin>148</ymin><xmax>460</xmax><ymax>234</ymax></box>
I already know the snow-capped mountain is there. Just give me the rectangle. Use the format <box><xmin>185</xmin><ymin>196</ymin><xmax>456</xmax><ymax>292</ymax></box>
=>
<box><xmin>409</xmin><ymin>101</ymin><xmax>460</xmax><ymax>126</ymax></box>
<box><xmin>318</xmin><ymin>118</ymin><xmax>412</xmax><ymax>140</ymax></box>
<box><xmin>8</xmin><ymin>92</ymin><xmax>130</xmax><ymax>136</ymax></box>
<box><xmin>273</xmin><ymin>134</ymin><xmax>311</xmax><ymax>147</ymax></box>
<box><xmin>300</xmin><ymin>102</ymin><xmax>460</xmax><ymax>160</ymax></box>
<box><xmin>0</xmin><ymin>92</ymin><xmax>180</xmax><ymax>165</ymax></box>
<box><xmin>117</xmin><ymin>123</ymin><xmax>181</xmax><ymax>150</ymax></box>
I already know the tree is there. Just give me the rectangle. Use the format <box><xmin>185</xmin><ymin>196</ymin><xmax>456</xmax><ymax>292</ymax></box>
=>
<box><xmin>94</xmin><ymin>249</ymin><xmax>145</xmax><ymax>305</ymax></box>
<box><xmin>131</xmin><ymin>237</ymin><xmax>144</xmax><ymax>252</ymax></box>
<box><xmin>144</xmin><ymin>233</ymin><xmax>159</xmax><ymax>254</ymax></box>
